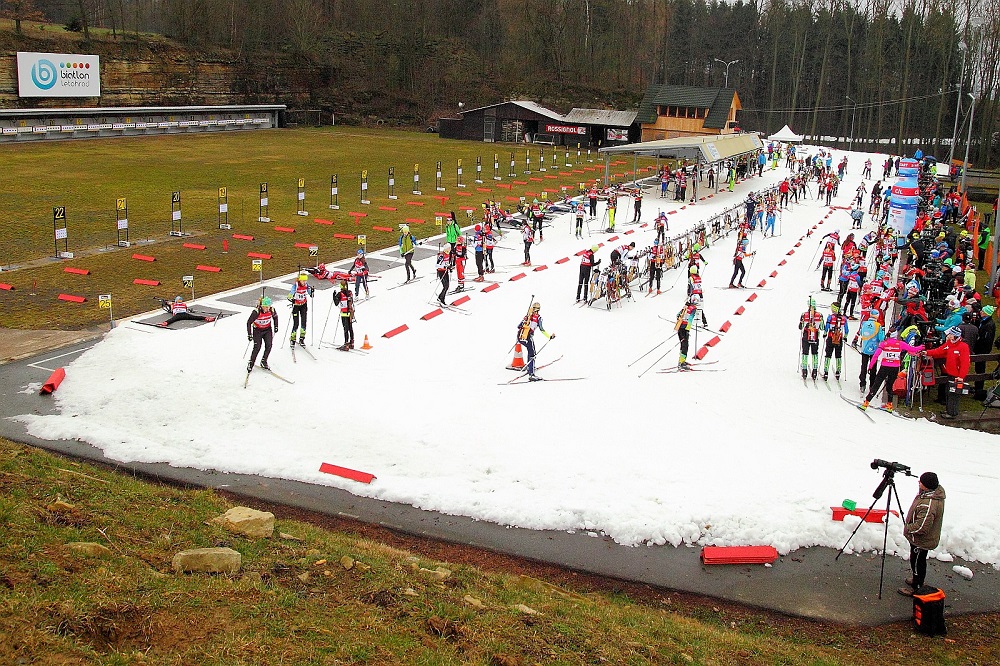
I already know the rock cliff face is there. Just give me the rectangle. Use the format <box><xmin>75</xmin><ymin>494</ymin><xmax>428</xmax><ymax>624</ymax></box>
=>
<box><xmin>0</xmin><ymin>32</ymin><xmax>316</xmax><ymax>108</ymax></box>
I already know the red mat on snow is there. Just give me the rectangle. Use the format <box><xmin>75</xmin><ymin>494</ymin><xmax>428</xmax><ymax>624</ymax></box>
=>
<box><xmin>700</xmin><ymin>546</ymin><xmax>778</xmax><ymax>565</ymax></box>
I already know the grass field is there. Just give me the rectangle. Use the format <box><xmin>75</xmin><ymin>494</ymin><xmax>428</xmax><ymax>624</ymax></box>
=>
<box><xmin>0</xmin><ymin>128</ymin><xmax>634</xmax><ymax>329</ymax></box>
<box><xmin>2</xmin><ymin>435</ymin><xmax>997</xmax><ymax>665</ymax></box>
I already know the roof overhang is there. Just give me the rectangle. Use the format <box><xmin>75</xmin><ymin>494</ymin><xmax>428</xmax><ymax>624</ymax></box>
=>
<box><xmin>598</xmin><ymin>133</ymin><xmax>763</xmax><ymax>163</ymax></box>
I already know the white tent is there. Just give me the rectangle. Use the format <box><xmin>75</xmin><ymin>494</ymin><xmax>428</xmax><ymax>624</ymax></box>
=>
<box><xmin>767</xmin><ymin>124</ymin><xmax>804</xmax><ymax>143</ymax></box>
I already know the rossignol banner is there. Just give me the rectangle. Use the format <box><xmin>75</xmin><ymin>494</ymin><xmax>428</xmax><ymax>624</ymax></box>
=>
<box><xmin>544</xmin><ymin>124</ymin><xmax>586</xmax><ymax>135</ymax></box>
<box><xmin>17</xmin><ymin>52</ymin><xmax>101</xmax><ymax>97</ymax></box>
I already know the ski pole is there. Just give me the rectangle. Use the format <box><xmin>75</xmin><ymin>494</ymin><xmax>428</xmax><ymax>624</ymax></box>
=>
<box><xmin>243</xmin><ymin>339</ymin><xmax>251</xmax><ymax>359</ymax></box>
<box><xmin>638</xmin><ymin>340</ymin><xmax>681</xmax><ymax>378</ymax></box>
<box><xmin>309</xmin><ymin>292</ymin><xmax>315</xmax><ymax>347</ymax></box>
<box><xmin>320</xmin><ymin>290</ymin><xmax>336</xmax><ymax>346</ymax></box>
<box><xmin>627</xmin><ymin>332</ymin><xmax>677</xmax><ymax>368</ymax></box>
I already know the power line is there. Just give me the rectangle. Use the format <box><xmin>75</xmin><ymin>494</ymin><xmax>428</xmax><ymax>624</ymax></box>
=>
<box><xmin>743</xmin><ymin>88</ymin><xmax>958</xmax><ymax>114</ymax></box>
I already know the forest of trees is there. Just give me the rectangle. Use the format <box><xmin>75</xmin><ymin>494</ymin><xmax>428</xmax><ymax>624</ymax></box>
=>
<box><xmin>5</xmin><ymin>0</ymin><xmax>1000</xmax><ymax>166</ymax></box>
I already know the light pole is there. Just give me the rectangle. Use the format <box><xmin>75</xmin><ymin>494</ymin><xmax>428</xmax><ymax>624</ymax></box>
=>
<box><xmin>846</xmin><ymin>95</ymin><xmax>857</xmax><ymax>153</ymax></box>
<box><xmin>948</xmin><ymin>41</ymin><xmax>967</xmax><ymax>167</ymax></box>
<box><xmin>713</xmin><ymin>58</ymin><xmax>739</xmax><ymax>88</ymax></box>
<box><xmin>960</xmin><ymin>92</ymin><xmax>976</xmax><ymax>194</ymax></box>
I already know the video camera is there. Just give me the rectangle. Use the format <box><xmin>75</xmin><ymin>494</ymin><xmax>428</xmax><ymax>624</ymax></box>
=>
<box><xmin>870</xmin><ymin>459</ymin><xmax>913</xmax><ymax>476</ymax></box>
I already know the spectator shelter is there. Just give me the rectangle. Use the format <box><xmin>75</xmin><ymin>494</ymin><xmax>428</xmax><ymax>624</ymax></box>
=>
<box><xmin>597</xmin><ymin>133</ymin><xmax>763</xmax><ymax>184</ymax></box>
<box><xmin>0</xmin><ymin>105</ymin><xmax>285</xmax><ymax>143</ymax></box>
<box><xmin>438</xmin><ymin>100</ymin><xmax>637</xmax><ymax>147</ymax></box>
<box><xmin>636</xmin><ymin>85</ymin><xmax>741</xmax><ymax>142</ymax></box>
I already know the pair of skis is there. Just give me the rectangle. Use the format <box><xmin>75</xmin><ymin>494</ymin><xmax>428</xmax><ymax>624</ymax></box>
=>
<box><xmin>657</xmin><ymin>360</ymin><xmax>724</xmax><ymax>374</ymax></box>
<box><xmin>244</xmin><ymin>366</ymin><xmax>294</xmax><ymax>388</ymax></box>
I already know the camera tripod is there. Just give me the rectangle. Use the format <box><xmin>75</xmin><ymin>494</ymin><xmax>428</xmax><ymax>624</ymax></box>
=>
<box><xmin>835</xmin><ymin>462</ymin><xmax>913</xmax><ymax>599</ymax></box>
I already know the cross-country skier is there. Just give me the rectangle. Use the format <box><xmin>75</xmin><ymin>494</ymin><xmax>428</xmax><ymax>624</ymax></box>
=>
<box><xmin>453</xmin><ymin>236</ymin><xmax>467</xmax><ymax>291</ymax></box>
<box><xmin>854</xmin><ymin>306</ymin><xmax>885</xmax><ymax>392</ymax></box>
<box><xmin>484</xmin><ymin>224</ymin><xmax>496</xmax><ymax>273</ymax></box>
<box><xmin>399</xmin><ymin>224</ymin><xmax>418</xmax><ymax>282</ymax></box>
<box><xmin>632</xmin><ymin>189</ymin><xmax>642</xmax><ymax>223</ymax></box>
<box><xmin>822</xmin><ymin>302</ymin><xmax>849</xmax><ymax>381</ymax></box>
<box><xmin>764</xmin><ymin>205</ymin><xmax>777</xmax><ymax>237</ymax></box>
<box><xmin>351</xmin><ymin>249</ymin><xmax>370</xmax><ymax>299</ymax></box>
<box><xmin>517</xmin><ymin>302</ymin><xmax>555</xmax><ymax>381</ymax></box>
<box><xmin>521</xmin><ymin>222</ymin><xmax>534</xmax><ymax>266</ymax></box>
<box><xmin>445</xmin><ymin>212</ymin><xmax>461</xmax><ymax>259</ymax></box>
<box><xmin>472</xmin><ymin>225</ymin><xmax>486</xmax><ymax>281</ymax></box>
<box><xmin>287</xmin><ymin>272</ymin><xmax>315</xmax><ymax>346</ymax></box>
<box><xmin>818</xmin><ymin>242</ymin><xmax>837</xmax><ymax>291</ymax></box>
<box><xmin>676</xmin><ymin>294</ymin><xmax>707</xmax><ymax>369</ymax></box>
<box><xmin>688</xmin><ymin>264</ymin><xmax>703</xmax><ymax>298</ymax></box>
<box><xmin>247</xmin><ymin>296</ymin><xmax>278</xmax><ymax>371</ymax></box>
<box><xmin>606</xmin><ymin>192</ymin><xmax>617</xmax><ymax>231</ymax></box>
<box><xmin>800</xmin><ymin>298</ymin><xmax>824</xmax><ymax>379</ymax></box>
<box><xmin>577</xmin><ymin>245</ymin><xmax>601</xmax><ymax>302</ymax></box>
<box><xmin>575</xmin><ymin>201</ymin><xmax>585</xmax><ymax>238</ymax></box>
<box><xmin>588</xmin><ymin>185</ymin><xmax>599</xmax><ymax>216</ymax></box>
<box><xmin>435</xmin><ymin>247</ymin><xmax>451</xmax><ymax>305</ymax></box>
<box><xmin>157</xmin><ymin>296</ymin><xmax>216</xmax><ymax>327</ymax></box>
<box><xmin>654</xmin><ymin>211</ymin><xmax>668</xmax><ymax>245</ymax></box>
<box><xmin>334</xmin><ymin>280</ymin><xmax>356</xmax><ymax>350</ymax></box>
<box><xmin>862</xmin><ymin>330</ymin><xmax>924</xmax><ymax>411</ymax></box>
<box><xmin>647</xmin><ymin>239</ymin><xmax>664</xmax><ymax>294</ymax></box>
<box><xmin>529</xmin><ymin>199</ymin><xmax>545</xmax><ymax>242</ymax></box>
<box><xmin>730</xmin><ymin>239</ymin><xmax>754</xmax><ymax>288</ymax></box>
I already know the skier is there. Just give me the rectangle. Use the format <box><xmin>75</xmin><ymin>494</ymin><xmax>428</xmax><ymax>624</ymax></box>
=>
<box><xmin>435</xmin><ymin>247</ymin><xmax>451</xmax><ymax>305</ymax></box>
<box><xmin>247</xmin><ymin>296</ymin><xmax>278</xmax><ymax>372</ymax></box>
<box><xmin>675</xmin><ymin>294</ymin><xmax>707</xmax><ymax>369</ymax></box>
<box><xmin>654</xmin><ymin>211</ymin><xmax>668</xmax><ymax>245</ymax></box>
<box><xmin>799</xmin><ymin>298</ymin><xmax>824</xmax><ymax>379</ymax></box>
<box><xmin>854</xmin><ymin>306</ymin><xmax>885</xmax><ymax>392</ymax></box>
<box><xmin>861</xmin><ymin>330</ymin><xmax>924</xmax><ymax>411</ymax></box>
<box><xmin>445</xmin><ymin>212</ymin><xmax>461</xmax><ymax>260</ymax></box>
<box><xmin>453</xmin><ymin>236</ymin><xmax>467</xmax><ymax>292</ymax></box>
<box><xmin>287</xmin><ymin>272</ymin><xmax>315</xmax><ymax>346</ymax></box>
<box><xmin>351</xmin><ymin>249</ymin><xmax>370</xmax><ymax>299</ymax></box>
<box><xmin>632</xmin><ymin>189</ymin><xmax>642</xmax><ymax>223</ymax></box>
<box><xmin>473</xmin><ymin>225</ymin><xmax>485</xmax><ymax>282</ymax></box>
<box><xmin>687</xmin><ymin>264</ymin><xmax>703</xmax><ymax>299</ymax></box>
<box><xmin>484</xmin><ymin>225</ymin><xmax>497</xmax><ymax>273</ymax></box>
<box><xmin>818</xmin><ymin>242</ymin><xmax>837</xmax><ymax>291</ymax></box>
<box><xmin>517</xmin><ymin>302</ymin><xmax>555</xmax><ymax>381</ymax></box>
<box><xmin>606</xmin><ymin>192</ymin><xmax>617</xmax><ymax>232</ymax></box>
<box><xmin>763</xmin><ymin>205</ymin><xmax>777</xmax><ymax>237</ymax></box>
<box><xmin>333</xmin><ymin>280</ymin><xmax>356</xmax><ymax>350</ymax></box>
<box><xmin>529</xmin><ymin>199</ymin><xmax>544</xmax><ymax>242</ymax></box>
<box><xmin>647</xmin><ymin>239</ymin><xmax>664</xmax><ymax>294</ymax></box>
<box><xmin>822</xmin><ymin>302</ymin><xmax>849</xmax><ymax>381</ymax></box>
<box><xmin>399</xmin><ymin>224</ymin><xmax>418</xmax><ymax>282</ymax></box>
<box><xmin>521</xmin><ymin>221</ymin><xmax>534</xmax><ymax>266</ymax></box>
<box><xmin>577</xmin><ymin>245</ymin><xmax>601</xmax><ymax>302</ymax></box>
<box><xmin>574</xmin><ymin>201</ymin><xmax>585</xmax><ymax>238</ymax></box>
<box><xmin>729</xmin><ymin>239</ymin><xmax>754</xmax><ymax>288</ymax></box>
<box><xmin>588</xmin><ymin>184</ymin><xmax>599</xmax><ymax>216</ymax></box>
<box><xmin>156</xmin><ymin>296</ymin><xmax>216</xmax><ymax>327</ymax></box>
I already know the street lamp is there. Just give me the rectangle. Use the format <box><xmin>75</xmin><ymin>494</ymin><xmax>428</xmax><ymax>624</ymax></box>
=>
<box><xmin>846</xmin><ymin>95</ymin><xmax>857</xmax><ymax>154</ymax></box>
<box><xmin>947</xmin><ymin>41</ymin><xmax>967</xmax><ymax>167</ymax></box>
<box><xmin>713</xmin><ymin>58</ymin><xmax>739</xmax><ymax>88</ymax></box>
<box><xmin>960</xmin><ymin>91</ymin><xmax>976</xmax><ymax>194</ymax></box>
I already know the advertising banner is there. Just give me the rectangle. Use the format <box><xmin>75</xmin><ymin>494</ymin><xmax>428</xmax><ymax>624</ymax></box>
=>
<box><xmin>545</xmin><ymin>124</ymin><xmax>586</xmax><ymax>135</ymax></box>
<box><xmin>17</xmin><ymin>52</ymin><xmax>100</xmax><ymax>97</ymax></box>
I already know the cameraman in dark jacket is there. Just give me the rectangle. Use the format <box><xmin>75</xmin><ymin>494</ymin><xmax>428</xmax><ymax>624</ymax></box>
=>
<box><xmin>900</xmin><ymin>472</ymin><xmax>945</xmax><ymax>596</ymax></box>
<box><xmin>974</xmin><ymin>305</ymin><xmax>997</xmax><ymax>399</ymax></box>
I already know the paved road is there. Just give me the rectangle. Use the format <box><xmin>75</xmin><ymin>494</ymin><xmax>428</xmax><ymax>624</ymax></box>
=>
<box><xmin>3</xmin><ymin>341</ymin><xmax>997</xmax><ymax>625</ymax></box>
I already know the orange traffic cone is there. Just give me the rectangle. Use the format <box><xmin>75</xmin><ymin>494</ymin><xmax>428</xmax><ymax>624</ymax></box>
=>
<box><xmin>361</xmin><ymin>335</ymin><xmax>373</xmax><ymax>350</ymax></box>
<box><xmin>507</xmin><ymin>343</ymin><xmax>526</xmax><ymax>370</ymax></box>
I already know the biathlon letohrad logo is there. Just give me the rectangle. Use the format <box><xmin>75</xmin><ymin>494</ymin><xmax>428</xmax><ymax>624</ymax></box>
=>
<box><xmin>31</xmin><ymin>59</ymin><xmax>57</xmax><ymax>90</ymax></box>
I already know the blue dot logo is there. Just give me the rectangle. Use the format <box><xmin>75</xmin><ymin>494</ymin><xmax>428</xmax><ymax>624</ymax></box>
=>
<box><xmin>31</xmin><ymin>59</ymin><xmax>57</xmax><ymax>90</ymax></box>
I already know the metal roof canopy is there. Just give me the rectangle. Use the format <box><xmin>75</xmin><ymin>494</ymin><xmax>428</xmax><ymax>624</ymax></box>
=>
<box><xmin>597</xmin><ymin>133</ymin><xmax>763</xmax><ymax>183</ymax></box>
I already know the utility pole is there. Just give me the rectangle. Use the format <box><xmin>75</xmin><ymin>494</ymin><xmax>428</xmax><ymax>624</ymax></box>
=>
<box><xmin>947</xmin><ymin>42</ymin><xmax>967</xmax><ymax>167</ymax></box>
<box><xmin>846</xmin><ymin>96</ymin><xmax>857</xmax><ymax>153</ymax></box>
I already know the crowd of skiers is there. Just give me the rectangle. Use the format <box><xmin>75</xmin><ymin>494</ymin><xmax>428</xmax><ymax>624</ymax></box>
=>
<box><xmin>799</xmin><ymin>153</ymin><xmax>995</xmax><ymax>418</ymax></box>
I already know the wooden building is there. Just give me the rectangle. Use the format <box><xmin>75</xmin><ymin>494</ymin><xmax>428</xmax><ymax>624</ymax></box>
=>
<box><xmin>438</xmin><ymin>101</ymin><xmax>637</xmax><ymax>147</ymax></box>
<box><xmin>636</xmin><ymin>86</ymin><xmax>740</xmax><ymax>142</ymax></box>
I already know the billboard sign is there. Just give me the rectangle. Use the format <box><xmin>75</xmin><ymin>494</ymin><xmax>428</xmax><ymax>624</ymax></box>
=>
<box><xmin>545</xmin><ymin>124</ymin><xmax>586</xmax><ymax>135</ymax></box>
<box><xmin>606</xmin><ymin>128</ymin><xmax>629</xmax><ymax>141</ymax></box>
<box><xmin>17</xmin><ymin>52</ymin><xmax>100</xmax><ymax>97</ymax></box>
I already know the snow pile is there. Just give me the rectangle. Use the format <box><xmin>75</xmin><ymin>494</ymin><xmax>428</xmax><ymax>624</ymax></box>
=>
<box><xmin>16</xmin><ymin>148</ymin><xmax>1000</xmax><ymax>567</ymax></box>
